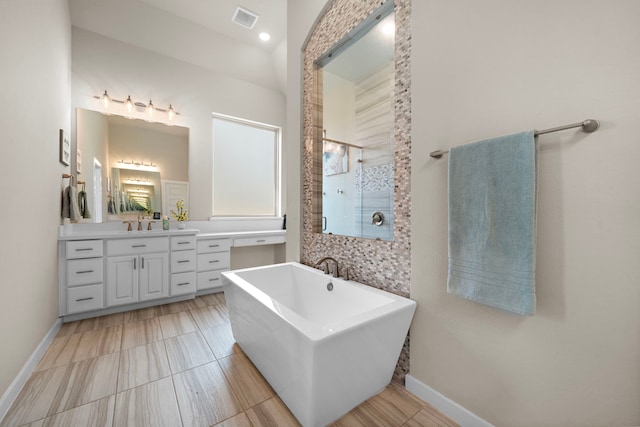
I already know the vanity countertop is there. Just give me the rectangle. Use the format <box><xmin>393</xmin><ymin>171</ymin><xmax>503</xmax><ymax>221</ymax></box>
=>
<box><xmin>58</xmin><ymin>228</ymin><xmax>199</xmax><ymax>241</ymax></box>
<box><xmin>59</xmin><ymin>227</ymin><xmax>286</xmax><ymax>242</ymax></box>
<box><xmin>196</xmin><ymin>229</ymin><xmax>286</xmax><ymax>239</ymax></box>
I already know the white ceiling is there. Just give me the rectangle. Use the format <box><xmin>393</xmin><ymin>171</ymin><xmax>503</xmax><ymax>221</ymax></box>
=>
<box><xmin>69</xmin><ymin>0</ymin><xmax>287</xmax><ymax>93</ymax></box>
<box><xmin>135</xmin><ymin>0</ymin><xmax>287</xmax><ymax>51</ymax></box>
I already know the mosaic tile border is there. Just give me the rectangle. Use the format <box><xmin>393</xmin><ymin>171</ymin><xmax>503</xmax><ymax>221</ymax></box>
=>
<box><xmin>301</xmin><ymin>0</ymin><xmax>412</xmax><ymax>381</ymax></box>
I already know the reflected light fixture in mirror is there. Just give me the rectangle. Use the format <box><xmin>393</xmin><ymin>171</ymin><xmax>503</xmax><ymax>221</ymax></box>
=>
<box><xmin>116</xmin><ymin>160</ymin><xmax>159</xmax><ymax>172</ymax></box>
<box><xmin>94</xmin><ymin>90</ymin><xmax>178</xmax><ymax>122</ymax></box>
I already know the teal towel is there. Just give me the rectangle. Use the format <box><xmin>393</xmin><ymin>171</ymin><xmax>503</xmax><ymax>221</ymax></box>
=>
<box><xmin>447</xmin><ymin>130</ymin><xmax>537</xmax><ymax>315</ymax></box>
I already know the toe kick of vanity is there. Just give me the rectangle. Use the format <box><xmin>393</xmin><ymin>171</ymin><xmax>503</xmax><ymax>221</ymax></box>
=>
<box><xmin>58</xmin><ymin>229</ymin><xmax>285</xmax><ymax>321</ymax></box>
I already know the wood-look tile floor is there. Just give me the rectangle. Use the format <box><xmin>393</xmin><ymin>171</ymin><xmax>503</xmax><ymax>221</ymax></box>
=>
<box><xmin>1</xmin><ymin>293</ymin><xmax>458</xmax><ymax>427</ymax></box>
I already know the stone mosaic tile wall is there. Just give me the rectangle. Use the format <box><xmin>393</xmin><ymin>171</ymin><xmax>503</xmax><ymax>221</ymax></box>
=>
<box><xmin>302</xmin><ymin>0</ymin><xmax>412</xmax><ymax>382</ymax></box>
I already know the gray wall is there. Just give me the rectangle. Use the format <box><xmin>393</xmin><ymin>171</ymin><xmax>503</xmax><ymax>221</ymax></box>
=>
<box><xmin>410</xmin><ymin>1</ymin><xmax>640</xmax><ymax>425</ymax></box>
<box><xmin>0</xmin><ymin>0</ymin><xmax>71</xmax><ymax>397</ymax></box>
<box><xmin>288</xmin><ymin>0</ymin><xmax>640</xmax><ymax>425</ymax></box>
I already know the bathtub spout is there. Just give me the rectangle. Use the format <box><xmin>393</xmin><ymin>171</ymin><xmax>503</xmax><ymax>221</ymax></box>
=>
<box><xmin>314</xmin><ymin>256</ymin><xmax>339</xmax><ymax>278</ymax></box>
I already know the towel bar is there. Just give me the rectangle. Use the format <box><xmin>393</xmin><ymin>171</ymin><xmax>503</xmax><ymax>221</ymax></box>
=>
<box><xmin>429</xmin><ymin>119</ymin><xmax>599</xmax><ymax>159</ymax></box>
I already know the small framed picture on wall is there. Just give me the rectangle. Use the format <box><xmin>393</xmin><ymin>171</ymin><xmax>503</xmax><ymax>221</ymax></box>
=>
<box><xmin>59</xmin><ymin>129</ymin><xmax>70</xmax><ymax>166</ymax></box>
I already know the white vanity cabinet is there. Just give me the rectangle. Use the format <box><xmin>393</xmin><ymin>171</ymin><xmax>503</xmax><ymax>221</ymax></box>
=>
<box><xmin>170</xmin><ymin>235</ymin><xmax>196</xmax><ymax>296</ymax></box>
<box><xmin>105</xmin><ymin>237</ymin><xmax>169</xmax><ymax>307</ymax></box>
<box><xmin>196</xmin><ymin>238</ymin><xmax>231</xmax><ymax>292</ymax></box>
<box><xmin>64</xmin><ymin>240</ymin><xmax>104</xmax><ymax>314</ymax></box>
<box><xmin>59</xmin><ymin>226</ymin><xmax>283</xmax><ymax>321</ymax></box>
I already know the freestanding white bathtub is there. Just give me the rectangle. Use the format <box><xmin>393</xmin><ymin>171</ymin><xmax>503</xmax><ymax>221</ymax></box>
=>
<box><xmin>221</xmin><ymin>262</ymin><xmax>416</xmax><ymax>427</ymax></box>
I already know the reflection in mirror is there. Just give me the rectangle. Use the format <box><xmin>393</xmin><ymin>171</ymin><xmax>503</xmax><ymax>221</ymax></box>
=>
<box><xmin>110</xmin><ymin>168</ymin><xmax>161</xmax><ymax>215</ymax></box>
<box><xmin>316</xmin><ymin>2</ymin><xmax>395</xmax><ymax>241</ymax></box>
<box><xmin>76</xmin><ymin>109</ymin><xmax>188</xmax><ymax>222</ymax></box>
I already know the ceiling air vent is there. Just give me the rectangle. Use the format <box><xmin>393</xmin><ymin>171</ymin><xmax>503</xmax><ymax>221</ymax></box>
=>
<box><xmin>232</xmin><ymin>6</ymin><xmax>259</xmax><ymax>30</ymax></box>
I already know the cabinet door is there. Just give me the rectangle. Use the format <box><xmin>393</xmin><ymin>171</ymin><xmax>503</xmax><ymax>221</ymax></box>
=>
<box><xmin>106</xmin><ymin>256</ymin><xmax>138</xmax><ymax>307</ymax></box>
<box><xmin>139</xmin><ymin>252</ymin><xmax>169</xmax><ymax>302</ymax></box>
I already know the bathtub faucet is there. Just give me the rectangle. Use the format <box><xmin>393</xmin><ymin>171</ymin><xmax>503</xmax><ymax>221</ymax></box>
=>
<box><xmin>314</xmin><ymin>256</ymin><xmax>340</xmax><ymax>278</ymax></box>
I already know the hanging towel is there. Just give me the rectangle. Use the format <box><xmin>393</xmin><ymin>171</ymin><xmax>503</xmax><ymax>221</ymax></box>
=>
<box><xmin>447</xmin><ymin>130</ymin><xmax>537</xmax><ymax>315</ymax></box>
<box><xmin>62</xmin><ymin>185</ymin><xmax>82</xmax><ymax>222</ymax></box>
<box><xmin>78</xmin><ymin>190</ymin><xmax>91</xmax><ymax>219</ymax></box>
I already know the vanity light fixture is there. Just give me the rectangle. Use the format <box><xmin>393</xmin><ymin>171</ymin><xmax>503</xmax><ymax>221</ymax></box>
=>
<box><xmin>123</xmin><ymin>178</ymin><xmax>154</xmax><ymax>186</ymax></box>
<box><xmin>125</xmin><ymin>95</ymin><xmax>133</xmax><ymax>113</ymax></box>
<box><xmin>117</xmin><ymin>160</ymin><xmax>159</xmax><ymax>172</ymax></box>
<box><xmin>101</xmin><ymin>90</ymin><xmax>110</xmax><ymax>108</ymax></box>
<box><xmin>94</xmin><ymin>90</ymin><xmax>179</xmax><ymax>121</ymax></box>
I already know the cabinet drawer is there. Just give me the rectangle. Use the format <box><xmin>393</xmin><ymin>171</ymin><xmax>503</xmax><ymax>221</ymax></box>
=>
<box><xmin>67</xmin><ymin>284</ymin><xmax>104</xmax><ymax>314</ymax></box>
<box><xmin>171</xmin><ymin>271</ymin><xmax>196</xmax><ymax>296</ymax></box>
<box><xmin>196</xmin><ymin>238</ymin><xmax>231</xmax><ymax>254</ymax></box>
<box><xmin>171</xmin><ymin>235</ymin><xmax>196</xmax><ymax>251</ymax></box>
<box><xmin>171</xmin><ymin>250</ymin><xmax>196</xmax><ymax>273</ymax></box>
<box><xmin>67</xmin><ymin>258</ymin><xmax>103</xmax><ymax>287</ymax></box>
<box><xmin>107</xmin><ymin>237</ymin><xmax>169</xmax><ymax>256</ymax></box>
<box><xmin>234</xmin><ymin>235</ymin><xmax>286</xmax><ymax>247</ymax></box>
<box><xmin>197</xmin><ymin>269</ymin><xmax>227</xmax><ymax>291</ymax></box>
<box><xmin>197</xmin><ymin>252</ymin><xmax>230</xmax><ymax>271</ymax></box>
<box><xmin>66</xmin><ymin>240</ymin><xmax>103</xmax><ymax>259</ymax></box>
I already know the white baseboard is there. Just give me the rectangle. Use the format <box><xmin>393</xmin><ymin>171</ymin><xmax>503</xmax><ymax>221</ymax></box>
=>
<box><xmin>405</xmin><ymin>374</ymin><xmax>494</xmax><ymax>427</ymax></box>
<box><xmin>0</xmin><ymin>318</ymin><xmax>62</xmax><ymax>422</ymax></box>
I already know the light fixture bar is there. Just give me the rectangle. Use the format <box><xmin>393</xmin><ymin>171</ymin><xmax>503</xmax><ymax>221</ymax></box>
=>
<box><xmin>93</xmin><ymin>91</ymin><xmax>180</xmax><ymax>120</ymax></box>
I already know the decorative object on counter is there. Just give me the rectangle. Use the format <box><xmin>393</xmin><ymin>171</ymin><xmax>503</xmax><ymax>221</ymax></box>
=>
<box><xmin>172</xmin><ymin>199</ymin><xmax>188</xmax><ymax>229</ymax></box>
<box><xmin>62</xmin><ymin>174</ymin><xmax>81</xmax><ymax>222</ymax></box>
<box><xmin>59</xmin><ymin>129</ymin><xmax>70</xmax><ymax>166</ymax></box>
<box><xmin>95</xmin><ymin>90</ymin><xmax>179</xmax><ymax>122</ymax></box>
<box><xmin>162</xmin><ymin>216</ymin><xmax>170</xmax><ymax>231</ymax></box>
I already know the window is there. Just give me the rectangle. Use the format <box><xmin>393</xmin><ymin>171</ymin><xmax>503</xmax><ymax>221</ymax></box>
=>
<box><xmin>212</xmin><ymin>113</ymin><xmax>281</xmax><ymax>216</ymax></box>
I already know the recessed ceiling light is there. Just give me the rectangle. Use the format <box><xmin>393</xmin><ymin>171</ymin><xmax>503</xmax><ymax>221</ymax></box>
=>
<box><xmin>259</xmin><ymin>32</ymin><xmax>271</xmax><ymax>41</ymax></box>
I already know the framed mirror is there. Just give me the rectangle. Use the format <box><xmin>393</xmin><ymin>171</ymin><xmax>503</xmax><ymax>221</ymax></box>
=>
<box><xmin>314</xmin><ymin>1</ymin><xmax>395</xmax><ymax>241</ymax></box>
<box><xmin>76</xmin><ymin>108</ymin><xmax>188</xmax><ymax>222</ymax></box>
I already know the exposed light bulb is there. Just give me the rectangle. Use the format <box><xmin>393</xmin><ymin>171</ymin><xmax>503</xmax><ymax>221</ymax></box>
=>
<box><xmin>101</xmin><ymin>90</ymin><xmax>110</xmax><ymax>108</ymax></box>
<box><xmin>259</xmin><ymin>32</ymin><xmax>271</xmax><ymax>41</ymax></box>
<box><xmin>147</xmin><ymin>100</ymin><xmax>154</xmax><ymax>116</ymax></box>
<box><xmin>125</xmin><ymin>95</ymin><xmax>133</xmax><ymax>113</ymax></box>
<box><xmin>168</xmin><ymin>104</ymin><xmax>175</xmax><ymax>121</ymax></box>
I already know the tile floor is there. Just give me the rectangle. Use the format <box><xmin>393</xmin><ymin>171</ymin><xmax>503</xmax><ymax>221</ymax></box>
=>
<box><xmin>1</xmin><ymin>293</ymin><xmax>458</xmax><ymax>427</ymax></box>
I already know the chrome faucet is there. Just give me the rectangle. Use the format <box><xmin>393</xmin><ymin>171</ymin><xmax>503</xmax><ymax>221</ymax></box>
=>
<box><xmin>314</xmin><ymin>256</ymin><xmax>339</xmax><ymax>278</ymax></box>
<box><xmin>137</xmin><ymin>215</ymin><xmax>143</xmax><ymax>231</ymax></box>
